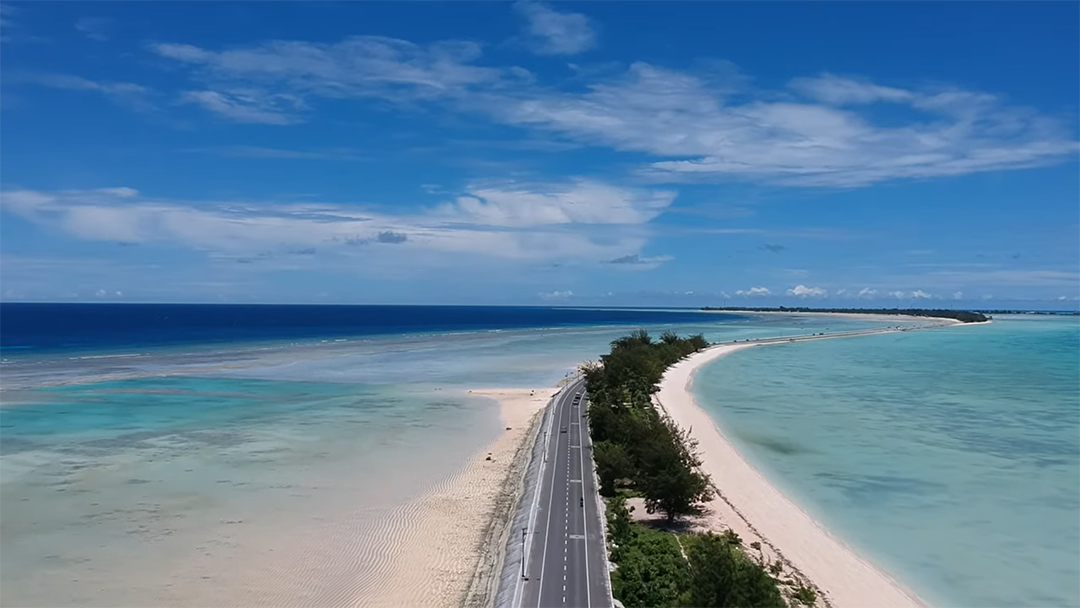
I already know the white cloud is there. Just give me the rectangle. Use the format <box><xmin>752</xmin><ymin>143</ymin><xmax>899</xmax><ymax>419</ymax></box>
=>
<box><xmin>788</xmin><ymin>73</ymin><xmax>913</xmax><ymax>105</ymax></box>
<box><xmin>952</xmin><ymin>291</ymin><xmax>964</xmax><ymax>300</ymax></box>
<box><xmin>75</xmin><ymin>17</ymin><xmax>113</xmax><ymax>42</ymax></box>
<box><xmin>735</xmin><ymin>287</ymin><xmax>771</xmax><ymax>297</ymax></box>
<box><xmin>883</xmin><ymin>289</ymin><xmax>934</xmax><ymax>299</ymax></box>
<box><xmin>489</xmin><ymin>64</ymin><xmax>1077</xmax><ymax>187</ymax></box>
<box><xmin>514</xmin><ymin>2</ymin><xmax>596</xmax><ymax>56</ymax></box>
<box><xmin>0</xmin><ymin>4</ymin><xmax>32</xmax><ymax>44</ymax></box>
<box><xmin>179</xmin><ymin>89</ymin><xmax>305</xmax><ymax>125</ymax></box>
<box><xmin>22</xmin><ymin>74</ymin><xmax>153</xmax><ymax>111</ymax></box>
<box><xmin>439</xmin><ymin>179</ymin><xmax>675</xmax><ymax>227</ymax></box>
<box><xmin>857</xmin><ymin>288</ymin><xmax>878</xmax><ymax>297</ymax></box>
<box><xmin>539</xmin><ymin>290</ymin><xmax>574</xmax><ymax>300</ymax></box>
<box><xmin>787</xmin><ymin>284</ymin><xmax>827</xmax><ymax>297</ymax></box>
<box><xmin>150</xmin><ymin>36</ymin><xmax>511</xmax><ymax>111</ymax></box>
<box><xmin>0</xmin><ymin>181</ymin><xmax>671</xmax><ymax>265</ymax></box>
<box><xmin>30</xmin><ymin>29</ymin><xmax>1074</xmax><ymax>188</ymax></box>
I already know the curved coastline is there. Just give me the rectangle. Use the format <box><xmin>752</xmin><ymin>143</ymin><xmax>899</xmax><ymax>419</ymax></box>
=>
<box><xmin>655</xmin><ymin>336</ymin><xmax>929</xmax><ymax>608</ymax></box>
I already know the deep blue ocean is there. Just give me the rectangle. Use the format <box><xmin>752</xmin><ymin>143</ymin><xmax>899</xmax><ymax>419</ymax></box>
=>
<box><xmin>0</xmin><ymin>303</ymin><xmax>729</xmax><ymax>354</ymax></box>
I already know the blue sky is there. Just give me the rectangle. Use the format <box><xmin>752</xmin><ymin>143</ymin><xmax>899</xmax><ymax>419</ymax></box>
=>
<box><xmin>1</xmin><ymin>1</ymin><xmax>1077</xmax><ymax>308</ymax></box>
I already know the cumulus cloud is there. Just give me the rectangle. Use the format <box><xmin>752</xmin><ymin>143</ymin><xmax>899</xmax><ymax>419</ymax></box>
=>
<box><xmin>539</xmin><ymin>290</ymin><xmax>574</xmax><ymax>300</ymax></box>
<box><xmin>0</xmin><ymin>181</ymin><xmax>670</xmax><ymax>265</ymax></box>
<box><xmin>514</xmin><ymin>2</ymin><xmax>596</xmax><ymax>55</ymax></box>
<box><xmin>858</xmin><ymin>288</ymin><xmax>878</xmax><ymax>297</ymax></box>
<box><xmin>787</xmin><ymin>284</ymin><xmax>827</xmax><ymax>297</ymax></box>
<box><xmin>437</xmin><ymin>179</ymin><xmax>675</xmax><ymax>227</ymax></box>
<box><xmin>884</xmin><ymin>289</ymin><xmax>934</xmax><ymax>299</ymax></box>
<box><xmin>735</xmin><ymin>286</ymin><xmax>771</xmax><ymax>297</ymax></box>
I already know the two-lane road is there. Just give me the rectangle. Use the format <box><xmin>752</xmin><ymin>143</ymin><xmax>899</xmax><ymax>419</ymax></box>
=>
<box><xmin>518</xmin><ymin>379</ymin><xmax>610</xmax><ymax>608</ymax></box>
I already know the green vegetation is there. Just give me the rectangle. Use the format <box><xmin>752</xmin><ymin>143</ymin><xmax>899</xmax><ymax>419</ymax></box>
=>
<box><xmin>582</xmin><ymin>330</ymin><xmax>711</xmax><ymax>522</ymax></box>
<box><xmin>791</xmin><ymin>585</ymin><xmax>818</xmax><ymax>606</ymax></box>
<box><xmin>585</xmin><ymin>331</ymin><xmax>799</xmax><ymax>607</ymax></box>
<box><xmin>605</xmin><ymin>497</ymin><xmax>786</xmax><ymax>608</ymax></box>
<box><xmin>700</xmin><ymin>306</ymin><xmax>989</xmax><ymax>323</ymax></box>
<box><xmin>683</xmin><ymin>532</ymin><xmax>786</xmax><ymax>608</ymax></box>
<box><xmin>608</xmin><ymin>497</ymin><xmax>691</xmax><ymax>608</ymax></box>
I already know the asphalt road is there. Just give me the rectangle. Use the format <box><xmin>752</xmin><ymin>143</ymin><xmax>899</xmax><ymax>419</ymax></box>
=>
<box><xmin>518</xmin><ymin>378</ymin><xmax>610</xmax><ymax>608</ymax></box>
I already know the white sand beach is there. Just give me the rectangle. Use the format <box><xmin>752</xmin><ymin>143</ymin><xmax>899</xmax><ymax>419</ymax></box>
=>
<box><xmin>655</xmin><ymin>339</ymin><xmax>926</xmax><ymax>608</ymax></box>
<box><xmin>357</xmin><ymin>387</ymin><xmax>555</xmax><ymax>607</ymax></box>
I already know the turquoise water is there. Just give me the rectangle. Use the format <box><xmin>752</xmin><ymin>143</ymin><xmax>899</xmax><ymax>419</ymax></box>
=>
<box><xmin>3</xmin><ymin>313</ymin><xmax>899</xmax><ymax>606</ymax></box>
<box><xmin>693</xmin><ymin>316</ymin><xmax>1080</xmax><ymax>607</ymax></box>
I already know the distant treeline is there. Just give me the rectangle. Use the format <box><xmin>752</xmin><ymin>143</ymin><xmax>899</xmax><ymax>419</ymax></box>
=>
<box><xmin>582</xmin><ymin>331</ymin><xmax>813</xmax><ymax>607</ymax></box>
<box><xmin>701</xmin><ymin>306</ymin><xmax>989</xmax><ymax>323</ymax></box>
<box><xmin>975</xmin><ymin>309</ymin><xmax>1079</xmax><ymax>316</ymax></box>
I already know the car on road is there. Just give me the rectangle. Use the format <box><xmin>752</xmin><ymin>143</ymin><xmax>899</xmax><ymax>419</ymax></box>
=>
<box><xmin>560</xmin><ymin>427</ymin><xmax>567</xmax><ymax>433</ymax></box>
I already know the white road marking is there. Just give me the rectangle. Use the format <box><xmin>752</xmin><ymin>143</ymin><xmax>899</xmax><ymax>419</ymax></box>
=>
<box><xmin>578</xmin><ymin>408</ymin><xmax>592</xmax><ymax>608</ymax></box>
<box><xmin>537</xmin><ymin>386</ymin><xmax>574</xmax><ymax>608</ymax></box>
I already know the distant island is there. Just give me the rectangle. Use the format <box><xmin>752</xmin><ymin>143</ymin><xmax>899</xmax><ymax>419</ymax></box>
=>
<box><xmin>700</xmin><ymin>306</ymin><xmax>990</xmax><ymax>323</ymax></box>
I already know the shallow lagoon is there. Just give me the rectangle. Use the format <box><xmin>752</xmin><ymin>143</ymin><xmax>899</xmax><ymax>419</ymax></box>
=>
<box><xmin>694</xmin><ymin>316</ymin><xmax>1080</xmax><ymax>607</ymax></box>
<box><xmin>3</xmin><ymin>312</ymin><xmax>887</xmax><ymax>606</ymax></box>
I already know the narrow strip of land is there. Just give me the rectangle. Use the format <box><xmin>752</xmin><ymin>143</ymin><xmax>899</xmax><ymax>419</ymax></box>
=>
<box><xmin>652</xmin><ymin>321</ymin><xmax>977</xmax><ymax>607</ymax></box>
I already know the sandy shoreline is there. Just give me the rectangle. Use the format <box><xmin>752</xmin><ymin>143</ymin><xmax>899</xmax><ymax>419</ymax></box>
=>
<box><xmin>357</xmin><ymin>387</ymin><xmax>555</xmax><ymax>608</ymax></box>
<box><xmin>655</xmin><ymin>334</ymin><xmax>929</xmax><ymax>608</ymax></box>
<box><xmin>706</xmin><ymin>308</ymin><xmax>966</xmax><ymax>326</ymax></box>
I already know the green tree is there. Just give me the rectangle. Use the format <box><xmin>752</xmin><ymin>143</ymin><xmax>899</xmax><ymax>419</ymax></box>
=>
<box><xmin>606</xmin><ymin>494</ymin><xmax>636</xmax><ymax>553</ymax></box>
<box><xmin>638</xmin><ymin>417</ymin><xmax>712</xmax><ymax>522</ymax></box>
<box><xmin>611</xmin><ymin>527</ymin><xmax>690</xmax><ymax>608</ymax></box>
<box><xmin>594</xmin><ymin>440</ymin><xmax>635</xmax><ymax>495</ymax></box>
<box><xmin>684</xmin><ymin>533</ymin><xmax>785</xmax><ymax>608</ymax></box>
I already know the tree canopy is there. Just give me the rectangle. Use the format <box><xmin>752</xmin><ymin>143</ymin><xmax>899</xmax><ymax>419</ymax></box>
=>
<box><xmin>700</xmin><ymin>306</ymin><xmax>988</xmax><ymax>323</ymax></box>
<box><xmin>582</xmin><ymin>330</ymin><xmax>712</xmax><ymax>522</ymax></box>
